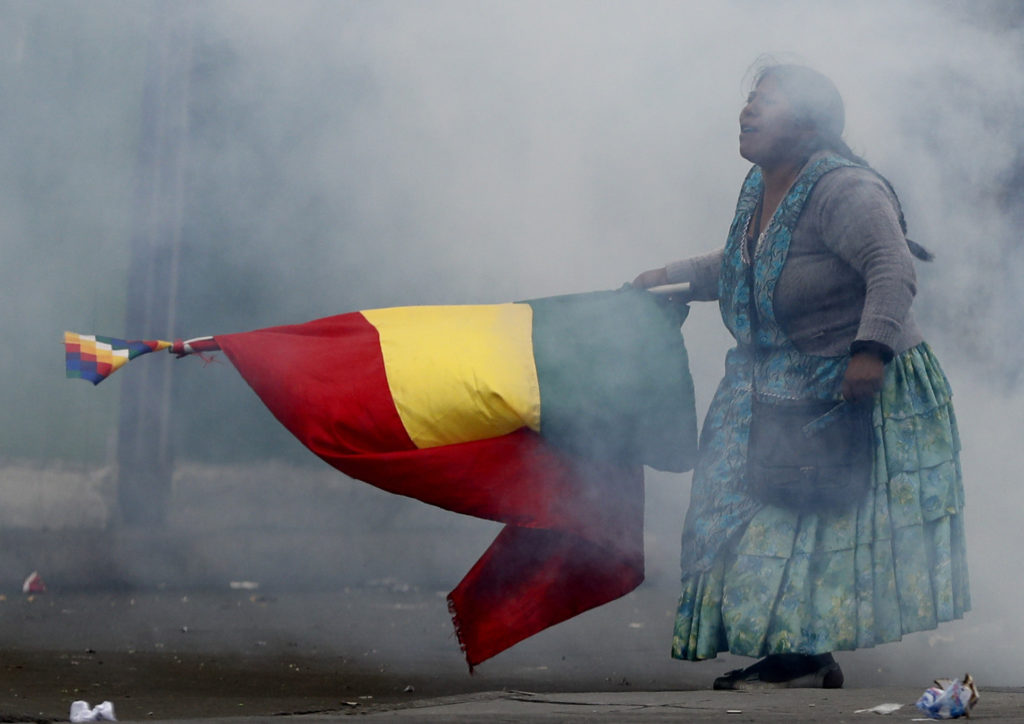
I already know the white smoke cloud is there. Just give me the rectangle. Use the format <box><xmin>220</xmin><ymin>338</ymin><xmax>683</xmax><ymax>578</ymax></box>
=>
<box><xmin>182</xmin><ymin>0</ymin><xmax>1022</xmax><ymax>685</ymax></box>
<box><xmin>9</xmin><ymin>0</ymin><xmax>1022</xmax><ymax>687</ymax></box>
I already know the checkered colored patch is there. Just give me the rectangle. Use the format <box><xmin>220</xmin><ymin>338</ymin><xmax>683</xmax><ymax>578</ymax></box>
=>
<box><xmin>64</xmin><ymin>332</ymin><xmax>171</xmax><ymax>385</ymax></box>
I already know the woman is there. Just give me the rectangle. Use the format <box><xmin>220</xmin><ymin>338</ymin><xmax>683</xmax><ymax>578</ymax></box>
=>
<box><xmin>633</xmin><ymin>64</ymin><xmax>969</xmax><ymax>689</ymax></box>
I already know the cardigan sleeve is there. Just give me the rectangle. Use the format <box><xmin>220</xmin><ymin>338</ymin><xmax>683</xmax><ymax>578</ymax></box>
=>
<box><xmin>813</xmin><ymin>168</ymin><xmax>917</xmax><ymax>354</ymax></box>
<box><xmin>664</xmin><ymin>248</ymin><xmax>724</xmax><ymax>301</ymax></box>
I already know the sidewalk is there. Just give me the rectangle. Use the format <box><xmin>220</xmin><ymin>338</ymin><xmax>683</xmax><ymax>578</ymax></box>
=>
<box><xmin>349</xmin><ymin>687</ymin><xmax>1024</xmax><ymax>721</ymax></box>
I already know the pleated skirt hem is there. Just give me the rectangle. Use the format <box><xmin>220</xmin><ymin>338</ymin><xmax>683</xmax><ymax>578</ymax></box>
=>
<box><xmin>671</xmin><ymin>343</ymin><xmax>970</xmax><ymax>661</ymax></box>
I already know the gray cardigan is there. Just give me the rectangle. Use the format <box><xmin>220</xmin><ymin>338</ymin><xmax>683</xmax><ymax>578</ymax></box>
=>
<box><xmin>664</xmin><ymin>164</ymin><xmax>924</xmax><ymax>358</ymax></box>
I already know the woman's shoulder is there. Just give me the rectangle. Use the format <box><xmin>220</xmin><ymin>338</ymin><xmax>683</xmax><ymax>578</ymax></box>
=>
<box><xmin>806</xmin><ymin>162</ymin><xmax>902</xmax><ymax>233</ymax></box>
<box><xmin>805</xmin><ymin>160</ymin><xmax>906</xmax><ymax>252</ymax></box>
<box><xmin>812</xmin><ymin>162</ymin><xmax>895</xmax><ymax>206</ymax></box>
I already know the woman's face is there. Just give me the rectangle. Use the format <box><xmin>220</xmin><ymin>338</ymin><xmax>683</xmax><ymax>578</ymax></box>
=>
<box><xmin>738</xmin><ymin>75</ymin><xmax>813</xmax><ymax>169</ymax></box>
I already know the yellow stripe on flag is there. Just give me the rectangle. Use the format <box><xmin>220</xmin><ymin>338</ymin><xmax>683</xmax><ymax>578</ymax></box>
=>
<box><xmin>362</xmin><ymin>304</ymin><xmax>541</xmax><ymax>449</ymax></box>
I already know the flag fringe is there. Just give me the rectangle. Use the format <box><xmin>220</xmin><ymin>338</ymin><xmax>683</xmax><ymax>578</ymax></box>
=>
<box><xmin>447</xmin><ymin>593</ymin><xmax>474</xmax><ymax>674</ymax></box>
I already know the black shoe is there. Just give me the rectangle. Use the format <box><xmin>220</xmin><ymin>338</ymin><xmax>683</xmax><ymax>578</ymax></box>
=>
<box><xmin>782</xmin><ymin>656</ymin><xmax>844</xmax><ymax>689</ymax></box>
<box><xmin>713</xmin><ymin>665</ymin><xmax>759</xmax><ymax>690</ymax></box>
<box><xmin>712</xmin><ymin>653</ymin><xmax>843</xmax><ymax>690</ymax></box>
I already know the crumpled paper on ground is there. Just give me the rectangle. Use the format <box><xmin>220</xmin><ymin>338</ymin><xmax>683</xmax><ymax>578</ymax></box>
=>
<box><xmin>70</xmin><ymin>700</ymin><xmax>116</xmax><ymax>722</ymax></box>
<box><xmin>915</xmin><ymin>674</ymin><xmax>979</xmax><ymax>719</ymax></box>
<box><xmin>853</xmin><ymin>702</ymin><xmax>903</xmax><ymax>714</ymax></box>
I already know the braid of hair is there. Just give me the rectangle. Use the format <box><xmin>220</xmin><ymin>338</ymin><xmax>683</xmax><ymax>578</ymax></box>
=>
<box><xmin>826</xmin><ymin>136</ymin><xmax>870</xmax><ymax>168</ymax></box>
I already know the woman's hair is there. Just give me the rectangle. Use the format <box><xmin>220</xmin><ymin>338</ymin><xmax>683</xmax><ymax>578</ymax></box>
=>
<box><xmin>752</xmin><ymin>62</ymin><xmax>933</xmax><ymax>260</ymax></box>
<box><xmin>753</xmin><ymin>63</ymin><xmax>866</xmax><ymax>167</ymax></box>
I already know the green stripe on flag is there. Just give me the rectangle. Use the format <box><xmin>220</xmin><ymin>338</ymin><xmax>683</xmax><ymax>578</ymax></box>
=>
<box><xmin>526</xmin><ymin>287</ymin><xmax>697</xmax><ymax>472</ymax></box>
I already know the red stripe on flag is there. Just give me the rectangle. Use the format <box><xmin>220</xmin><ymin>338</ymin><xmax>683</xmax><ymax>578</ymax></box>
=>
<box><xmin>323</xmin><ymin>430</ymin><xmax>643</xmax><ymax>667</ymax></box>
<box><xmin>327</xmin><ymin>431</ymin><xmax>644</xmax><ymax>668</ymax></box>
<box><xmin>449</xmin><ymin>515</ymin><xmax>643</xmax><ymax>667</ymax></box>
<box><xmin>215</xmin><ymin>312</ymin><xmax>416</xmax><ymax>455</ymax></box>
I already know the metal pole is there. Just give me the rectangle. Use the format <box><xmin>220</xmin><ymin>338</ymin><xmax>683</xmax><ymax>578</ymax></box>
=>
<box><xmin>116</xmin><ymin>2</ymin><xmax>195</xmax><ymax>526</ymax></box>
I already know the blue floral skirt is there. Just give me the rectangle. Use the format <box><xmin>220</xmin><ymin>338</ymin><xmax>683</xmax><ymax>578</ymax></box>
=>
<box><xmin>671</xmin><ymin>343</ymin><xmax>970</xmax><ymax>660</ymax></box>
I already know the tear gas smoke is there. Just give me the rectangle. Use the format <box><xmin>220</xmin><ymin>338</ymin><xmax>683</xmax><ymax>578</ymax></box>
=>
<box><xmin>2</xmin><ymin>0</ymin><xmax>1021</xmax><ymax>686</ymax></box>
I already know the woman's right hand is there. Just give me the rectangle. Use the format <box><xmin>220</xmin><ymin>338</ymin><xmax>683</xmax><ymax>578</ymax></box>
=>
<box><xmin>631</xmin><ymin>267</ymin><xmax>669</xmax><ymax>290</ymax></box>
<box><xmin>842</xmin><ymin>352</ymin><xmax>886</xmax><ymax>402</ymax></box>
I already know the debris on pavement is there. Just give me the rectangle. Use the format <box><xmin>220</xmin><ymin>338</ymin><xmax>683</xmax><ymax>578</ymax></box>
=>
<box><xmin>854</xmin><ymin>702</ymin><xmax>903</xmax><ymax>714</ymax></box>
<box><xmin>367</xmin><ymin>577</ymin><xmax>416</xmax><ymax>593</ymax></box>
<box><xmin>70</xmin><ymin>700</ymin><xmax>116</xmax><ymax>722</ymax></box>
<box><xmin>229</xmin><ymin>580</ymin><xmax>260</xmax><ymax>590</ymax></box>
<box><xmin>915</xmin><ymin>673</ymin><xmax>979</xmax><ymax>719</ymax></box>
<box><xmin>23</xmin><ymin>570</ymin><xmax>47</xmax><ymax>594</ymax></box>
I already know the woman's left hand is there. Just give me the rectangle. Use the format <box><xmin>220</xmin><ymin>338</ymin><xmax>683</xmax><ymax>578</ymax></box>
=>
<box><xmin>631</xmin><ymin>267</ymin><xmax>668</xmax><ymax>290</ymax></box>
<box><xmin>842</xmin><ymin>352</ymin><xmax>885</xmax><ymax>402</ymax></box>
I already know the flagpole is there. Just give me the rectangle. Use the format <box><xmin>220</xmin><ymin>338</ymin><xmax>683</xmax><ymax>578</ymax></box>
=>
<box><xmin>646</xmin><ymin>282</ymin><xmax>691</xmax><ymax>296</ymax></box>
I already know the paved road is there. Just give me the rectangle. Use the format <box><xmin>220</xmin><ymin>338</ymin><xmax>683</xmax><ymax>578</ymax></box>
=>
<box><xmin>1</xmin><ymin>585</ymin><xmax>1019</xmax><ymax>722</ymax></box>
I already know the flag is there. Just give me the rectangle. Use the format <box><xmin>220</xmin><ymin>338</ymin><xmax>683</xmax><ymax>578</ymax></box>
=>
<box><xmin>65</xmin><ymin>287</ymin><xmax>698</xmax><ymax>667</ymax></box>
<box><xmin>64</xmin><ymin>332</ymin><xmax>171</xmax><ymax>384</ymax></box>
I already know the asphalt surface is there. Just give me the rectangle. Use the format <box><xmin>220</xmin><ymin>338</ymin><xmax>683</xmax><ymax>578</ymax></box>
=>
<box><xmin>2</xmin><ymin>462</ymin><xmax>1020</xmax><ymax>722</ymax></box>
<box><xmin>2</xmin><ymin>585</ymin><xmax>1022</xmax><ymax>723</ymax></box>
